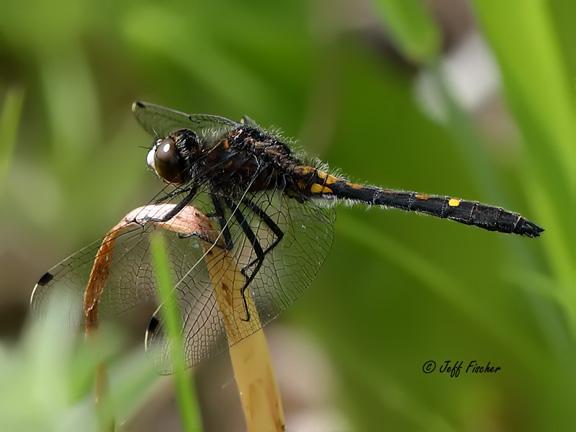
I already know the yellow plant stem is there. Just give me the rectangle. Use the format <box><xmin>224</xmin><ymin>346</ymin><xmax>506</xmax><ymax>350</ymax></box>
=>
<box><xmin>84</xmin><ymin>204</ymin><xmax>285</xmax><ymax>431</ymax></box>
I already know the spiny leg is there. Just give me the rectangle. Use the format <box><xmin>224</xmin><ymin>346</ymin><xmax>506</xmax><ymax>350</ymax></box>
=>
<box><xmin>224</xmin><ymin>198</ymin><xmax>266</xmax><ymax>322</ymax></box>
<box><xmin>173</xmin><ymin>193</ymin><xmax>234</xmax><ymax>250</ymax></box>
<box><xmin>210</xmin><ymin>194</ymin><xmax>234</xmax><ymax>250</ymax></box>
<box><xmin>241</xmin><ymin>197</ymin><xmax>284</xmax><ymax>269</ymax></box>
<box><xmin>156</xmin><ymin>185</ymin><xmax>194</xmax><ymax>203</ymax></box>
<box><xmin>141</xmin><ymin>185</ymin><xmax>199</xmax><ymax>223</ymax></box>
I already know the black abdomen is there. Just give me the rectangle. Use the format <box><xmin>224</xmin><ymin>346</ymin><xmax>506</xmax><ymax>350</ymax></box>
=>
<box><xmin>292</xmin><ymin>166</ymin><xmax>543</xmax><ymax>238</ymax></box>
<box><xmin>332</xmin><ymin>183</ymin><xmax>543</xmax><ymax>237</ymax></box>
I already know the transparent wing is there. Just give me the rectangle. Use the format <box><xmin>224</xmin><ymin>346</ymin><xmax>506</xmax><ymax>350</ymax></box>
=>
<box><xmin>146</xmin><ymin>190</ymin><xmax>335</xmax><ymax>370</ymax></box>
<box><xmin>132</xmin><ymin>101</ymin><xmax>239</xmax><ymax>138</ymax></box>
<box><xmin>30</xmin><ymin>225</ymin><xmax>157</xmax><ymax>325</ymax></box>
<box><xmin>31</xmin><ymin>187</ymin><xmax>335</xmax><ymax>371</ymax></box>
<box><xmin>30</xmin><ymin>195</ymin><xmax>221</xmax><ymax>328</ymax></box>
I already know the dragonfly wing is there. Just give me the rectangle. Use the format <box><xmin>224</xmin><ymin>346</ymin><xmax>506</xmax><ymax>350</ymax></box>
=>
<box><xmin>132</xmin><ymin>101</ymin><xmax>238</xmax><ymax>138</ymax></box>
<box><xmin>32</xmin><ymin>177</ymin><xmax>335</xmax><ymax>371</ymax></box>
<box><xmin>30</xmin><ymin>225</ymin><xmax>158</xmax><ymax>325</ymax></box>
<box><xmin>146</xmin><ymin>188</ymin><xmax>335</xmax><ymax>370</ymax></box>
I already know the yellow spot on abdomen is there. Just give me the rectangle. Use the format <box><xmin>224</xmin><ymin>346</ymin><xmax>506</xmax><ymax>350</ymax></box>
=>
<box><xmin>448</xmin><ymin>198</ymin><xmax>461</xmax><ymax>207</ymax></box>
<box><xmin>317</xmin><ymin>171</ymin><xmax>340</xmax><ymax>185</ymax></box>
<box><xmin>311</xmin><ymin>183</ymin><xmax>333</xmax><ymax>194</ymax></box>
<box><xmin>415</xmin><ymin>193</ymin><xmax>430</xmax><ymax>200</ymax></box>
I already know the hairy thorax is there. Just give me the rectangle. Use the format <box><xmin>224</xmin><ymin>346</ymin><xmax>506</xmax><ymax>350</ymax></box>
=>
<box><xmin>202</xmin><ymin>128</ymin><xmax>304</xmax><ymax>197</ymax></box>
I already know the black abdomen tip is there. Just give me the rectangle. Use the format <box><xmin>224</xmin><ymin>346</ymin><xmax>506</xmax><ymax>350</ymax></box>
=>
<box><xmin>515</xmin><ymin>218</ymin><xmax>544</xmax><ymax>238</ymax></box>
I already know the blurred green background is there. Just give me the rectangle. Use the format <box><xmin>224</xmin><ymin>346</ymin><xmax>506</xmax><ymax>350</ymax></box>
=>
<box><xmin>0</xmin><ymin>0</ymin><xmax>574</xmax><ymax>431</ymax></box>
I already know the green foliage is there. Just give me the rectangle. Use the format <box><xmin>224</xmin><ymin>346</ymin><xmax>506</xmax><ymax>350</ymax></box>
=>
<box><xmin>0</xmin><ymin>294</ymin><xmax>156</xmax><ymax>432</ymax></box>
<box><xmin>472</xmin><ymin>0</ymin><xmax>576</xmax><ymax>330</ymax></box>
<box><xmin>374</xmin><ymin>0</ymin><xmax>441</xmax><ymax>63</ymax></box>
<box><xmin>150</xmin><ymin>233</ymin><xmax>202</xmax><ymax>431</ymax></box>
<box><xmin>0</xmin><ymin>87</ymin><xmax>23</xmax><ymax>189</ymax></box>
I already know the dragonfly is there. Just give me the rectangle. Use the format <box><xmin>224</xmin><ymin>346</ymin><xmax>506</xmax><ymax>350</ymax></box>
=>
<box><xmin>31</xmin><ymin>101</ymin><xmax>543</xmax><ymax>369</ymax></box>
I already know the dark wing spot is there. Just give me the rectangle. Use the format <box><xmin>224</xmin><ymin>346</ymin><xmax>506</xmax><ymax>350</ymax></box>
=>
<box><xmin>37</xmin><ymin>272</ymin><xmax>54</xmax><ymax>286</ymax></box>
<box><xmin>147</xmin><ymin>316</ymin><xmax>160</xmax><ymax>333</ymax></box>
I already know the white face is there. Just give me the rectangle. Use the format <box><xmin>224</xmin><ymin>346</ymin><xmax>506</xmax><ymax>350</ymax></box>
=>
<box><xmin>147</xmin><ymin>138</ymin><xmax>165</xmax><ymax>174</ymax></box>
<box><xmin>147</xmin><ymin>146</ymin><xmax>156</xmax><ymax>171</ymax></box>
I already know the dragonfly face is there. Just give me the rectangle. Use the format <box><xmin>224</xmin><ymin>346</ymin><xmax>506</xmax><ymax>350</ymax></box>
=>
<box><xmin>31</xmin><ymin>101</ymin><xmax>543</xmax><ymax>371</ymax></box>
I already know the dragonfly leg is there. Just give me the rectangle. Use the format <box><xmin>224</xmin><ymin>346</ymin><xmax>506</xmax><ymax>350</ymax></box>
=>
<box><xmin>224</xmin><ymin>199</ymin><xmax>265</xmax><ymax>322</ymax></box>
<box><xmin>140</xmin><ymin>186</ymin><xmax>199</xmax><ymax>223</ymax></box>
<box><xmin>223</xmin><ymin>198</ymin><xmax>285</xmax><ymax>321</ymax></box>
<box><xmin>241</xmin><ymin>197</ymin><xmax>284</xmax><ymax>269</ymax></box>
<box><xmin>210</xmin><ymin>194</ymin><xmax>234</xmax><ymax>250</ymax></box>
<box><xmin>155</xmin><ymin>185</ymin><xmax>193</xmax><ymax>203</ymax></box>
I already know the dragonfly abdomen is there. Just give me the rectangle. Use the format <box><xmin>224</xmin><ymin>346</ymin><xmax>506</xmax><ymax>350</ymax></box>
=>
<box><xmin>373</xmin><ymin>189</ymin><xmax>542</xmax><ymax>237</ymax></box>
<box><xmin>294</xmin><ymin>167</ymin><xmax>543</xmax><ymax>237</ymax></box>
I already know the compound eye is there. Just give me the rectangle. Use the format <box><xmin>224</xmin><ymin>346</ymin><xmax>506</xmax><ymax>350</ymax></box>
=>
<box><xmin>154</xmin><ymin>139</ymin><xmax>186</xmax><ymax>183</ymax></box>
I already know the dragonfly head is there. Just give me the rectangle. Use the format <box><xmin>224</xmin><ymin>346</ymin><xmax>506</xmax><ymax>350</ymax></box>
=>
<box><xmin>147</xmin><ymin>129</ymin><xmax>199</xmax><ymax>184</ymax></box>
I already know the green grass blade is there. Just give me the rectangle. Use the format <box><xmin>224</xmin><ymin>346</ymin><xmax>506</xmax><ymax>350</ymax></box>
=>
<box><xmin>374</xmin><ymin>0</ymin><xmax>440</xmax><ymax>63</ymax></box>
<box><xmin>471</xmin><ymin>0</ymin><xmax>575</xmax><ymax>326</ymax></box>
<box><xmin>0</xmin><ymin>87</ymin><xmax>24</xmax><ymax>188</ymax></box>
<box><xmin>150</xmin><ymin>232</ymin><xmax>202</xmax><ymax>432</ymax></box>
<box><xmin>472</xmin><ymin>1</ymin><xmax>576</xmax><ymax>184</ymax></box>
